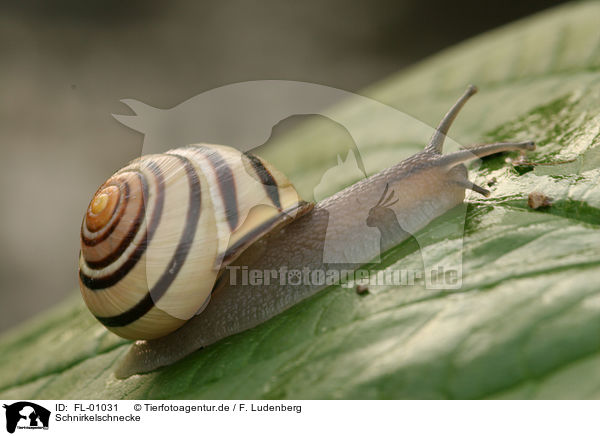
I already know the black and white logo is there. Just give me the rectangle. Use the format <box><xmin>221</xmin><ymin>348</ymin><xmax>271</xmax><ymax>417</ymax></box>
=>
<box><xmin>3</xmin><ymin>402</ymin><xmax>50</xmax><ymax>434</ymax></box>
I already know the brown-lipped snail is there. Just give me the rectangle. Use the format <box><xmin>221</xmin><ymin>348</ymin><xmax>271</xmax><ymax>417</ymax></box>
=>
<box><xmin>79</xmin><ymin>145</ymin><xmax>312</xmax><ymax>340</ymax></box>
<box><xmin>78</xmin><ymin>85</ymin><xmax>535</xmax><ymax>378</ymax></box>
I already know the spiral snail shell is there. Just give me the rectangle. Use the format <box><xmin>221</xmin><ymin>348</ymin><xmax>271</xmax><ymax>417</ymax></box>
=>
<box><xmin>79</xmin><ymin>144</ymin><xmax>312</xmax><ymax>340</ymax></box>
<box><xmin>79</xmin><ymin>85</ymin><xmax>536</xmax><ymax>377</ymax></box>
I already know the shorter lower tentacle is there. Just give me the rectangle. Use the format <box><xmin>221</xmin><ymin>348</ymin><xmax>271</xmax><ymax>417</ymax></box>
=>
<box><xmin>454</xmin><ymin>179</ymin><xmax>490</xmax><ymax>197</ymax></box>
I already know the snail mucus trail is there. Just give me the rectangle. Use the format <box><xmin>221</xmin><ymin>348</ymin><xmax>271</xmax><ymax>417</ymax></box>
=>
<box><xmin>78</xmin><ymin>85</ymin><xmax>535</xmax><ymax>378</ymax></box>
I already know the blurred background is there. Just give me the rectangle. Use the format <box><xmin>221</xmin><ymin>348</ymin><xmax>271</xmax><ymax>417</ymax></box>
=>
<box><xmin>0</xmin><ymin>0</ymin><xmax>567</xmax><ymax>333</ymax></box>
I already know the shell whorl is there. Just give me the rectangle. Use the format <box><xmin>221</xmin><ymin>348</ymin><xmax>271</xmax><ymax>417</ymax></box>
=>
<box><xmin>79</xmin><ymin>144</ymin><xmax>310</xmax><ymax>340</ymax></box>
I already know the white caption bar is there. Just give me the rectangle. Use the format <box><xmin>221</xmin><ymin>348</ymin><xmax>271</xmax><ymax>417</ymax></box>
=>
<box><xmin>0</xmin><ymin>400</ymin><xmax>597</xmax><ymax>435</ymax></box>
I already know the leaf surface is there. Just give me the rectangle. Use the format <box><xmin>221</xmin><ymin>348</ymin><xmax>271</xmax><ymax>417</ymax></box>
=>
<box><xmin>1</xmin><ymin>2</ymin><xmax>599</xmax><ymax>399</ymax></box>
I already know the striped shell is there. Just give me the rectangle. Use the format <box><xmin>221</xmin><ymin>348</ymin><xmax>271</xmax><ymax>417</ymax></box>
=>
<box><xmin>79</xmin><ymin>144</ymin><xmax>311</xmax><ymax>340</ymax></box>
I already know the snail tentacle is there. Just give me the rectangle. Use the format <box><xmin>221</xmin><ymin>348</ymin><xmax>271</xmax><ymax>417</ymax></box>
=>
<box><xmin>453</xmin><ymin>178</ymin><xmax>491</xmax><ymax>197</ymax></box>
<box><xmin>425</xmin><ymin>84</ymin><xmax>478</xmax><ymax>154</ymax></box>
<box><xmin>438</xmin><ymin>141</ymin><xmax>536</xmax><ymax>169</ymax></box>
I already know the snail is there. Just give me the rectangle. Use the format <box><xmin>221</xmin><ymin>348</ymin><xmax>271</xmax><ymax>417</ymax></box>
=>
<box><xmin>79</xmin><ymin>85</ymin><xmax>535</xmax><ymax>378</ymax></box>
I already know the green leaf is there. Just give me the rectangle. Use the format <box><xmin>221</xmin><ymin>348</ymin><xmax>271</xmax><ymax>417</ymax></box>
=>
<box><xmin>1</xmin><ymin>1</ymin><xmax>600</xmax><ymax>399</ymax></box>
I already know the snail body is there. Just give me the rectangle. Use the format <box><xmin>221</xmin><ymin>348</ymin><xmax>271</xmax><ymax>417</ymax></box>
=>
<box><xmin>78</xmin><ymin>86</ymin><xmax>535</xmax><ymax>378</ymax></box>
